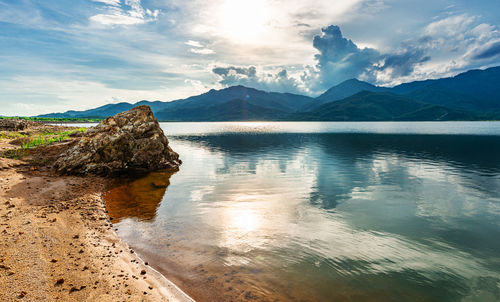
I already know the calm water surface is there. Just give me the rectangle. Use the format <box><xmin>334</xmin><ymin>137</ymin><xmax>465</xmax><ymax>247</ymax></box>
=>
<box><xmin>104</xmin><ymin>122</ymin><xmax>500</xmax><ymax>302</ymax></box>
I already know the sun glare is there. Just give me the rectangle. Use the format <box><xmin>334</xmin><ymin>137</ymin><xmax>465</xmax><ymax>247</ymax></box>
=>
<box><xmin>217</xmin><ymin>0</ymin><xmax>270</xmax><ymax>44</ymax></box>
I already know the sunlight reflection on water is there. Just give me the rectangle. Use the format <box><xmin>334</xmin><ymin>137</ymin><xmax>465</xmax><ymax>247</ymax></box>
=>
<box><xmin>105</xmin><ymin>122</ymin><xmax>500</xmax><ymax>302</ymax></box>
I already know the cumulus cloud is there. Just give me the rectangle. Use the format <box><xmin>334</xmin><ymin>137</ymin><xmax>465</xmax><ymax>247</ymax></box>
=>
<box><xmin>89</xmin><ymin>0</ymin><xmax>159</xmax><ymax>26</ymax></box>
<box><xmin>211</xmin><ymin>25</ymin><xmax>437</xmax><ymax>93</ymax></box>
<box><xmin>213</xmin><ymin>66</ymin><xmax>256</xmax><ymax>77</ymax></box>
<box><xmin>213</xmin><ymin>26</ymin><xmax>381</xmax><ymax>93</ymax></box>
<box><xmin>386</xmin><ymin>14</ymin><xmax>500</xmax><ymax>83</ymax></box>
<box><xmin>313</xmin><ymin>15</ymin><xmax>500</xmax><ymax>87</ymax></box>
<box><xmin>212</xmin><ymin>66</ymin><xmax>303</xmax><ymax>93</ymax></box>
<box><xmin>312</xmin><ymin>25</ymin><xmax>380</xmax><ymax>88</ymax></box>
<box><xmin>210</xmin><ymin>16</ymin><xmax>500</xmax><ymax>93</ymax></box>
<box><xmin>207</xmin><ymin>13</ymin><xmax>500</xmax><ymax>90</ymax></box>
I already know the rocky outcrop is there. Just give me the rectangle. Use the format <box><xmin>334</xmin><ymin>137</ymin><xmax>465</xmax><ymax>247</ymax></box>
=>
<box><xmin>53</xmin><ymin>105</ymin><xmax>181</xmax><ymax>176</ymax></box>
<box><xmin>0</xmin><ymin>119</ymin><xmax>32</xmax><ymax>131</ymax></box>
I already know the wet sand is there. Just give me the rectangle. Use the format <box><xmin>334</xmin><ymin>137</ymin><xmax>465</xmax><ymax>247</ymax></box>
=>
<box><xmin>0</xmin><ymin>130</ymin><xmax>193</xmax><ymax>301</ymax></box>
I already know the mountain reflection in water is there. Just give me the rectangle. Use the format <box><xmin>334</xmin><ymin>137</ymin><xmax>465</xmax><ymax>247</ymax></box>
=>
<box><xmin>104</xmin><ymin>122</ymin><xmax>500</xmax><ymax>302</ymax></box>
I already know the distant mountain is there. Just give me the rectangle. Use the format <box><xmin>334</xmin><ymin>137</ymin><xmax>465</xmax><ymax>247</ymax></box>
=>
<box><xmin>38</xmin><ymin>66</ymin><xmax>500</xmax><ymax>121</ymax></box>
<box><xmin>309</xmin><ymin>66</ymin><xmax>500</xmax><ymax>111</ymax></box>
<box><xmin>157</xmin><ymin>99</ymin><xmax>287</xmax><ymax>121</ymax></box>
<box><xmin>40</xmin><ymin>85</ymin><xmax>314</xmax><ymax>120</ymax></box>
<box><xmin>38</xmin><ymin>102</ymin><xmax>136</xmax><ymax>119</ymax></box>
<box><xmin>405</xmin><ymin>66</ymin><xmax>500</xmax><ymax>111</ymax></box>
<box><xmin>288</xmin><ymin>91</ymin><xmax>480</xmax><ymax>121</ymax></box>
<box><xmin>308</xmin><ymin>79</ymin><xmax>386</xmax><ymax>110</ymax></box>
<box><xmin>390</xmin><ymin>79</ymin><xmax>437</xmax><ymax>94</ymax></box>
<box><xmin>156</xmin><ymin>85</ymin><xmax>314</xmax><ymax>115</ymax></box>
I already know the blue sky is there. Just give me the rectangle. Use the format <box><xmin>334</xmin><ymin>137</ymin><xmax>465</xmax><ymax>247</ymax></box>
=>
<box><xmin>1</xmin><ymin>0</ymin><xmax>499</xmax><ymax>115</ymax></box>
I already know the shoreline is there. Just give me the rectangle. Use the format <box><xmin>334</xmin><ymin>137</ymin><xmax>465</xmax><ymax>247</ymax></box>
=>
<box><xmin>0</xmin><ymin>127</ymin><xmax>194</xmax><ymax>301</ymax></box>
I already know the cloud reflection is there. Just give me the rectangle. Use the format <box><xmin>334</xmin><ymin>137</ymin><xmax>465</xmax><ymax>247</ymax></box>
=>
<box><xmin>111</xmin><ymin>128</ymin><xmax>500</xmax><ymax>301</ymax></box>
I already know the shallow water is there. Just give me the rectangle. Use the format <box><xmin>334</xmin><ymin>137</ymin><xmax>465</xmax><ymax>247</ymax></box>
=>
<box><xmin>105</xmin><ymin>122</ymin><xmax>500</xmax><ymax>302</ymax></box>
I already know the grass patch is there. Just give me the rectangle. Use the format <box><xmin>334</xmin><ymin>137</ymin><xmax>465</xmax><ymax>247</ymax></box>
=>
<box><xmin>19</xmin><ymin>128</ymin><xmax>86</xmax><ymax>150</ymax></box>
<box><xmin>1</xmin><ymin>127</ymin><xmax>86</xmax><ymax>160</ymax></box>
<box><xmin>0</xmin><ymin>131</ymin><xmax>27</xmax><ymax>139</ymax></box>
<box><xmin>3</xmin><ymin>149</ymin><xmax>28</xmax><ymax>160</ymax></box>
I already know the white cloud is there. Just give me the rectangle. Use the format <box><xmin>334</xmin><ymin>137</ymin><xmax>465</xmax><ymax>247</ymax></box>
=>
<box><xmin>89</xmin><ymin>0</ymin><xmax>159</xmax><ymax>26</ymax></box>
<box><xmin>189</xmin><ymin>48</ymin><xmax>215</xmax><ymax>55</ymax></box>
<box><xmin>91</xmin><ymin>0</ymin><xmax>121</xmax><ymax>6</ymax></box>
<box><xmin>90</xmin><ymin>13</ymin><xmax>146</xmax><ymax>25</ymax></box>
<box><xmin>2</xmin><ymin>0</ymin><xmax>500</xmax><ymax>115</ymax></box>
<box><xmin>424</xmin><ymin>14</ymin><xmax>476</xmax><ymax>37</ymax></box>
<box><xmin>185</xmin><ymin>40</ymin><xmax>204</xmax><ymax>48</ymax></box>
<box><xmin>176</xmin><ymin>0</ymin><xmax>368</xmax><ymax>66</ymax></box>
<box><xmin>212</xmin><ymin>65</ymin><xmax>305</xmax><ymax>94</ymax></box>
<box><xmin>372</xmin><ymin>14</ymin><xmax>500</xmax><ymax>86</ymax></box>
<box><xmin>185</xmin><ymin>40</ymin><xmax>215</xmax><ymax>54</ymax></box>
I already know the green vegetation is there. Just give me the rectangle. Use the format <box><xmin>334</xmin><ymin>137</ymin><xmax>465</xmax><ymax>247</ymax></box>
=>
<box><xmin>20</xmin><ymin>128</ymin><xmax>85</xmax><ymax>150</ymax></box>
<box><xmin>3</xmin><ymin>149</ymin><xmax>27</xmax><ymax>160</ymax></box>
<box><xmin>0</xmin><ymin>131</ymin><xmax>26</xmax><ymax>139</ymax></box>
<box><xmin>0</xmin><ymin>116</ymin><xmax>101</xmax><ymax>122</ymax></box>
<box><xmin>1</xmin><ymin>128</ymin><xmax>85</xmax><ymax>161</ymax></box>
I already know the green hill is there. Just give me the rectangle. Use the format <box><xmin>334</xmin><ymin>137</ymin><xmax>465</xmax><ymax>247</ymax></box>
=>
<box><xmin>288</xmin><ymin>91</ymin><xmax>478</xmax><ymax>121</ymax></box>
<box><xmin>156</xmin><ymin>99</ymin><xmax>287</xmax><ymax>121</ymax></box>
<box><xmin>36</xmin><ymin>66</ymin><xmax>500</xmax><ymax>121</ymax></box>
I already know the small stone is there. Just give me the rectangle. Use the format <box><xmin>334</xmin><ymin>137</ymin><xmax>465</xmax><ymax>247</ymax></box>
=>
<box><xmin>245</xmin><ymin>291</ymin><xmax>256</xmax><ymax>299</ymax></box>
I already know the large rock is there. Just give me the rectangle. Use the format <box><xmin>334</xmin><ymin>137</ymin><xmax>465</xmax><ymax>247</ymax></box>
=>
<box><xmin>0</xmin><ymin>119</ymin><xmax>32</xmax><ymax>131</ymax></box>
<box><xmin>53</xmin><ymin>105</ymin><xmax>181</xmax><ymax>175</ymax></box>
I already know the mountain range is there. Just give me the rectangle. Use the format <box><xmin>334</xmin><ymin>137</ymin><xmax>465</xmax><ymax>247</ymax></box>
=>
<box><xmin>39</xmin><ymin>66</ymin><xmax>500</xmax><ymax>121</ymax></box>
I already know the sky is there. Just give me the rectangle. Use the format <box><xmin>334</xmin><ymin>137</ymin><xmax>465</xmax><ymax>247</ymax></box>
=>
<box><xmin>1</xmin><ymin>0</ymin><xmax>499</xmax><ymax>116</ymax></box>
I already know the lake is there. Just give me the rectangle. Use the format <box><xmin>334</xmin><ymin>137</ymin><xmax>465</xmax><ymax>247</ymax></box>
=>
<box><xmin>104</xmin><ymin>122</ymin><xmax>500</xmax><ymax>302</ymax></box>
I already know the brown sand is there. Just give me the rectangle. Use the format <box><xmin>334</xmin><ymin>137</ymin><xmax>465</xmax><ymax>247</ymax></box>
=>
<box><xmin>0</xmin><ymin>131</ymin><xmax>194</xmax><ymax>301</ymax></box>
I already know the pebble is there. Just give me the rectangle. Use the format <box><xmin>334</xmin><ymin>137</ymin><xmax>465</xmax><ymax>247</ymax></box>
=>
<box><xmin>55</xmin><ymin>278</ymin><xmax>65</xmax><ymax>286</ymax></box>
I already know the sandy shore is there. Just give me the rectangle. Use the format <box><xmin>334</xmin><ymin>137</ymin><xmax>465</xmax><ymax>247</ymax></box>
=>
<box><xmin>0</xmin><ymin>129</ymin><xmax>194</xmax><ymax>301</ymax></box>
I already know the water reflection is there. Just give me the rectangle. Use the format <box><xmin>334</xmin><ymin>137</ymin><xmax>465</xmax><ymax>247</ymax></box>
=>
<box><xmin>106</xmin><ymin>126</ymin><xmax>500</xmax><ymax>302</ymax></box>
<box><xmin>104</xmin><ymin>171</ymin><xmax>175</xmax><ymax>222</ymax></box>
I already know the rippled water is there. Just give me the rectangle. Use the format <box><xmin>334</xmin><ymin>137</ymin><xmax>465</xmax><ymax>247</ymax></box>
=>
<box><xmin>104</xmin><ymin>122</ymin><xmax>500</xmax><ymax>302</ymax></box>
